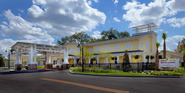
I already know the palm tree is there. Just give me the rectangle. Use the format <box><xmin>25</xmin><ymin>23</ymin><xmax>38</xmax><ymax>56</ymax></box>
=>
<box><xmin>162</xmin><ymin>33</ymin><xmax>167</xmax><ymax>59</ymax></box>
<box><xmin>155</xmin><ymin>42</ymin><xmax>160</xmax><ymax>70</ymax></box>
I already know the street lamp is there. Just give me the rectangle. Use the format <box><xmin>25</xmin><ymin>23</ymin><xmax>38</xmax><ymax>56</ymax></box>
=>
<box><xmin>77</xmin><ymin>42</ymin><xmax>84</xmax><ymax>72</ymax></box>
<box><xmin>5</xmin><ymin>50</ymin><xmax>10</xmax><ymax>69</ymax></box>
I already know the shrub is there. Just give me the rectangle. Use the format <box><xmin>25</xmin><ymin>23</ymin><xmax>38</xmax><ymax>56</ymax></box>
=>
<box><xmin>25</xmin><ymin>66</ymin><xmax>28</xmax><ymax>70</ymax></box>
<box><xmin>37</xmin><ymin>66</ymin><xmax>45</xmax><ymax>69</ymax></box>
<box><xmin>17</xmin><ymin>65</ymin><xmax>22</xmax><ymax>71</ymax></box>
<box><xmin>173</xmin><ymin>68</ymin><xmax>185</xmax><ymax>73</ymax></box>
<box><xmin>150</xmin><ymin>71</ymin><xmax>184</xmax><ymax>76</ymax></box>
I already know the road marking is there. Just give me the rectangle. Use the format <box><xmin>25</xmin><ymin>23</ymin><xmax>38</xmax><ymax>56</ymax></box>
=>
<box><xmin>41</xmin><ymin>78</ymin><xmax>129</xmax><ymax>93</ymax></box>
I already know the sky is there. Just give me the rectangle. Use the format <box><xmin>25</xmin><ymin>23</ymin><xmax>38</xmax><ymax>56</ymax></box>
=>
<box><xmin>0</xmin><ymin>0</ymin><xmax>185</xmax><ymax>56</ymax></box>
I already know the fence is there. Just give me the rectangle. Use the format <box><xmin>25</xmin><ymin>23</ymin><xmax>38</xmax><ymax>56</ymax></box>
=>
<box><xmin>67</xmin><ymin>62</ymin><xmax>184</xmax><ymax>72</ymax></box>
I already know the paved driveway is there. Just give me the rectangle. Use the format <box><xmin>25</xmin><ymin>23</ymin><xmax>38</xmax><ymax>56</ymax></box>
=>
<box><xmin>0</xmin><ymin>70</ymin><xmax>184</xmax><ymax>93</ymax></box>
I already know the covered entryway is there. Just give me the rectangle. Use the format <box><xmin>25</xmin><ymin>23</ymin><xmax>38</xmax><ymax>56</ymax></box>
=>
<box><xmin>11</xmin><ymin>42</ymin><xmax>69</xmax><ymax>70</ymax></box>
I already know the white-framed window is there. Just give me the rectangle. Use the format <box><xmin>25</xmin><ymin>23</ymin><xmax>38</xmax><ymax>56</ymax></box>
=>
<box><xmin>146</xmin><ymin>41</ymin><xmax>150</xmax><ymax>49</ymax></box>
<box><xmin>70</xmin><ymin>48</ymin><xmax>74</xmax><ymax>53</ymax></box>
<box><xmin>90</xmin><ymin>47</ymin><xmax>93</xmax><ymax>52</ymax></box>
<box><xmin>125</xmin><ymin>42</ymin><xmax>131</xmax><ymax>49</ymax></box>
<box><xmin>77</xmin><ymin>48</ymin><xmax>80</xmax><ymax>53</ymax></box>
<box><xmin>96</xmin><ymin>46</ymin><xmax>100</xmax><ymax>51</ymax></box>
<box><xmin>105</xmin><ymin>45</ymin><xmax>109</xmax><ymax>50</ymax></box>
<box><xmin>140</xmin><ymin>42</ymin><xmax>143</xmax><ymax>48</ymax></box>
<box><xmin>114</xmin><ymin>44</ymin><xmax>119</xmax><ymax>49</ymax></box>
<box><xmin>53</xmin><ymin>60</ymin><xmax>57</xmax><ymax>65</ymax></box>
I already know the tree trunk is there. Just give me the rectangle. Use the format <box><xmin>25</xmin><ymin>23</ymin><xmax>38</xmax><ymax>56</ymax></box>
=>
<box><xmin>155</xmin><ymin>49</ymin><xmax>159</xmax><ymax>70</ymax></box>
<box><xmin>163</xmin><ymin>40</ymin><xmax>166</xmax><ymax>59</ymax></box>
<box><xmin>183</xmin><ymin>54</ymin><xmax>185</xmax><ymax>69</ymax></box>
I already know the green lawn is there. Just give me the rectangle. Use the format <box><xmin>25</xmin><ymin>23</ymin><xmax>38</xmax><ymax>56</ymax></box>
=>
<box><xmin>71</xmin><ymin>71</ymin><xmax>152</xmax><ymax>76</ymax></box>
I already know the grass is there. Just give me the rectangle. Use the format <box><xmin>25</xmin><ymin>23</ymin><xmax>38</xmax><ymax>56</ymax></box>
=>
<box><xmin>70</xmin><ymin>67</ymin><xmax>185</xmax><ymax>76</ymax></box>
<box><xmin>37</xmin><ymin>66</ymin><xmax>45</xmax><ymax>69</ymax></box>
<box><xmin>71</xmin><ymin>71</ymin><xmax>151</xmax><ymax>76</ymax></box>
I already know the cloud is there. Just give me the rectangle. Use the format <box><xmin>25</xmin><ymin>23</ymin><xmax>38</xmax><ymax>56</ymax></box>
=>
<box><xmin>0</xmin><ymin>39</ymin><xmax>16</xmax><ymax>56</ymax></box>
<box><xmin>155</xmin><ymin>29</ymin><xmax>163</xmax><ymax>33</ymax></box>
<box><xmin>167</xmin><ymin>17</ymin><xmax>185</xmax><ymax>27</ymax></box>
<box><xmin>159</xmin><ymin>35</ymin><xmax>185</xmax><ymax>51</ymax></box>
<box><xmin>168</xmin><ymin>0</ymin><xmax>185</xmax><ymax>12</ymax></box>
<box><xmin>0</xmin><ymin>0</ymin><xmax>106</xmax><ymax>56</ymax></box>
<box><xmin>93</xmin><ymin>0</ymin><xmax>98</xmax><ymax>3</ymax></box>
<box><xmin>0</xmin><ymin>10</ymin><xmax>54</xmax><ymax>44</ymax></box>
<box><xmin>114</xmin><ymin>0</ymin><xmax>118</xmax><ymax>4</ymax></box>
<box><xmin>122</xmin><ymin>0</ymin><xmax>185</xmax><ymax>27</ymax></box>
<box><xmin>87</xmin><ymin>0</ymin><xmax>92</xmax><ymax>5</ymax></box>
<box><xmin>0</xmin><ymin>10</ymin><xmax>54</xmax><ymax>55</ymax></box>
<box><xmin>113</xmin><ymin>17</ymin><xmax>121</xmax><ymax>22</ymax></box>
<box><xmin>27</xmin><ymin>0</ymin><xmax>106</xmax><ymax>36</ymax></box>
<box><xmin>91</xmin><ymin>31</ymin><xmax>102</xmax><ymax>39</ymax></box>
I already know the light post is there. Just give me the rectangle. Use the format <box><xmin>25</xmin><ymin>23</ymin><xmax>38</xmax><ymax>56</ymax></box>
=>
<box><xmin>77</xmin><ymin>42</ymin><xmax>84</xmax><ymax>72</ymax></box>
<box><xmin>5</xmin><ymin>50</ymin><xmax>10</xmax><ymax>69</ymax></box>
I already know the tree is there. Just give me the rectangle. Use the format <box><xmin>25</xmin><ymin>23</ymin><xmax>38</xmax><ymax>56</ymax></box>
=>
<box><xmin>118</xmin><ymin>31</ymin><xmax>130</xmax><ymax>38</ymax></box>
<box><xmin>175</xmin><ymin>38</ymin><xmax>185</xmax><ymax>53</ymax></box>
<box><xmin>57</xmin><ymin>32</ymin><xmax>91</xmax><ymax>45</ymax></box>
<box><xmin>183</xmin><ymin>47</ymin><xmax>185</xmax><ymax>69</ymax></box>
<box><xmin>0</xmin><ymin>54</ymin><xmax>5</xmax><ymax>67</ymax></box>
<box><xmin>162</xmin><ymin>33</ymin><xmax>167</xmax><ymax>59</ymax></box>
<box><xmin>78</xmin><ymin>48</ymin><xmax>94</xmax><ymax>64</ymax></box>
<box><xmin>122</xmin><ymin>50</ymin><xmax>130</xmax><ymax>71</ymax></box>
<box><xmin>98</xmin><ymin>51</ymin><xmax>112</xmax><ymax>63</ymax></box>
<box><xmin>155</xmin><ymin>42</ymin><xmax>160</xmax><ymax>70</ymax></box>
<box><xmin>101</xmin><ymin>28</ymin><xmax>119</xmax><ymax>40</ymax></box>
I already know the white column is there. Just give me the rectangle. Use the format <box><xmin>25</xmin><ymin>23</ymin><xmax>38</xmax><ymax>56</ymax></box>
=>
<box><xmin>117</xmin><ymin>56</ymin><xmax>119</xmax><ymax>64</ymax></box>
<box><xmin>143</xmin><ymin>54</ymin><xmax>146</xmax><ymax>63</ymax></box>
<box><xmin>15</xmin><ymin>48</ymin><xmax>21</xmax><ymax>64</ymax></box>
<box><xmin>149</xmin><ymin>55</ymin><xmax>151</xmax><ymax>63</ymax></box>
<box><xmin>33</xmin><ymin>44</ymin><xmax>37</xmax><ymax>64</ymax></box>
<box><xmin>97</xmin><ymin>57</ymin><xmax>99</xmax><ymax>64</ymax></box>
<box><xmin>48</xmin><ymin>54</ymin><xmax>51</xmax><ymax>64</ymax></box>
<box><xmin>74</xmin><ymin>58</ymin><xmax>77</xmax><ymax>65</ymax></box>
<box><xmin>88</xmin><ymin>58</ymin><xmax>91</xmax><ymax>64</ymax></box>
<box><xmin>106</xmin><ymin>57</ymin><xmax>109</xmax><ymax>63</ymax></box>
<box><xmin>29</xmin><ymin>45</ymin><xmax>33</xmax><ymax>64</ymax></box>
<box><xmin>46</xmin><ymin>53</ymin><xmax>49</xmax><ymax>64</ymax></box>
<box><xmin>63</xmin><ymin>48</ymin><xmax>69</xmax><ymax>64</ymax></box>
<box><xmin>129</xmin><ymin>54</ymin><xmax>132</xmax><ymax>63</ymax></box>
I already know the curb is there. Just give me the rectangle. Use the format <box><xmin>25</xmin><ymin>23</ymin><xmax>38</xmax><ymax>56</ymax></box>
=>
<box><xmin>0</xmin><ymin>70</ymin><xmax>58</xmax><ymax>75</ymax></box>
<box><xmin>69</xmin><ymin>70</ymin><xmax>185</xmax><ymax>78</ymax></box>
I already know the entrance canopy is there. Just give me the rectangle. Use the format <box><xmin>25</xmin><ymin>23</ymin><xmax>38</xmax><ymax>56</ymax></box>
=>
<box><xmin>11</xmin><ymin>42</ymin><xmax>69</xmax><ymax>70</ymax></box>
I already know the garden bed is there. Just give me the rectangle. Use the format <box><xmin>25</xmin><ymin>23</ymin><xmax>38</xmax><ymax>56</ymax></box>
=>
<box><xmin>70</xmin><ymin>67</ymin><xmax>185</xmax><ymax>76</ymax></box>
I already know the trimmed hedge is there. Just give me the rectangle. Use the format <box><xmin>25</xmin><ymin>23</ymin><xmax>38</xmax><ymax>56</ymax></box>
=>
<box><xmin>151</xmin><ymin>71</ymin><xmax>184</xmax><ymax>76</ymax></box>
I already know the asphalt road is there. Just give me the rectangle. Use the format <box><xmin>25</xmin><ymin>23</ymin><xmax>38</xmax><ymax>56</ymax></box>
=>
<box><xmin>0</xmin><ymin>70</ymin><xmax>184</xmax><ymax>93</ymax></box>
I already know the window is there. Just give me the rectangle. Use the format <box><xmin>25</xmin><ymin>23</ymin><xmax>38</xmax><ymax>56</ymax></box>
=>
<box><xmin>77</xmin><ymin>48</ymin><xmax>80</xmax><ymax>53</ymax></box>
<box><xmin>90</xmin><ymin>47</ymin><xmax>93</xmax><ymax>52</ymax></box>
<box><xmin>105</xmin><ymin>45</ymin><xmax>109</xmax><ymax>50</ymax></box>
<box><xmin>133</xmin><ymin>41</ymin><xmax>135</xmax><ymax>48</ymax></box>
<box><xmin>53</xmin><ymin>60</ymin><xmax>57</xmax><ymax>65</ymax></box>
<box><xmin>38</xmin><ymin>61</ymin><xmax>41</xmax><ymax>66</ymax></box>
<box><xmin>154</xmin><ymin>39</ymin><xmax>156</xmax><ymax>45</ymax></box>
<box><xmin>140</xmin><ymin>42</ymin><xmax>143</xmax><ymax>48</ymax></box>
<box><xmin>125</xmin><ymin>42</ymin><xmax>131</xmax><ymax>49</ymax></box>
<box><xmin>71</xmin><ymin>48</ymin><xmax>74</xmax><ymax>53</ymax></box>
<box><xmin>96</xmin><ymin>46</ymin><xmax>100</xmax><ymax>51</ymax></box>
<box><xmin>114</xmin><ymin>44</ymin><xmax>119</xmax><ymax>49</ymax></box>
<box><xmin>43</xmin><ymin>61</ymin><xmax>45</xmax><ymax>66</ymax></box>
<box><xmin>146</xmin><ymin>41</ymin><xmax>150</xmax><ymax>49</ymax></box>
